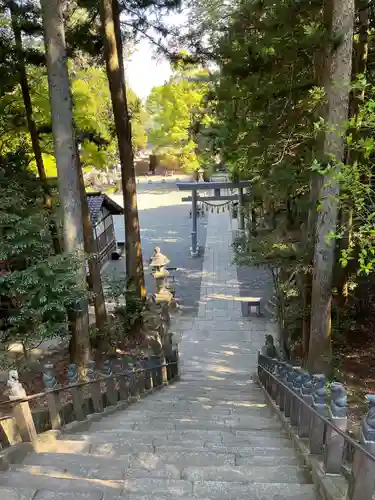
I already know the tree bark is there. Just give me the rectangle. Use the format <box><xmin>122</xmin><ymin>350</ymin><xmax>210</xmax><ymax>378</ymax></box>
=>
<box><xmin>40</xmin><ymin>0</ymin><xmax>91</xmax><ymax>371</ymax></box>
<box><xmin>338</xmin><ymin>0</ymin><xmax>369</xmax><ymax>303</ymax></box>
<box><xmin>301</xmin><ymin>0</ymin><xmax>333</xmax><ymax>365</ymax></box>
<box><xmin>9</xmin><ymin>2</ymin><xmax>61</xmax><ymax>255</ymax></box>
<box><xmin>307</xmin><ymin>0</ymin><xmax>355</xmax><ymax>374</ymax></box>
<box><xmin>76</xmin><ymin>148</ymin><xmax>109</xmax><ymax>352</ymax></box>
<box><xmin>101</xmin><ymin>0</ymin><xmax>145</xmax><ymax>299</ymax></box>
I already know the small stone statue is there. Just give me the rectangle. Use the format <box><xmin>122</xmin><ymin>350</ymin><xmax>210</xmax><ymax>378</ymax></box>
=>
<box><xmin>67</xmin><ymin>364</ymin><xmax>79</xmax><ymax>385</ymax></box>
<box><xmin>103</xmin><ymin>360</ymin><xmax>113</xmax><ymax>377</ymax></box>
<box><xmin>363</xmin><ymin>394</ymin><xmax>375</xmax><ymax>441</ymax></box>
<box><xmin>7</xmin><ymin>370</ymin><xmax>26</xmax><ymax>400</ymax></box>
<box><xmin>42</xmin><ymin>363</ymin><xmax>58</xmax><ymax>390</ymax></box>
<box><xmin>330</xmin><ymin>382</ymin><xmax>347</xmax><ymax>418</ymax></box>
<box><xmin>301</xmin><ymin>372</ymin><xmax>312</xmax><ymax>396</ymax></box>
<box><xmin>85</xmin><ymin>361</ymin><xmax>97</xmax><ymax>381</ymax></box>
<box><xmin>260</xmin><ymin>334</ymin><xmax>277</xmax><ymax>358</ymax></box>
<box><xmin>312</xmin><ymin>374</ymin><xmax>326</xmax><ymax>405</ymax></box>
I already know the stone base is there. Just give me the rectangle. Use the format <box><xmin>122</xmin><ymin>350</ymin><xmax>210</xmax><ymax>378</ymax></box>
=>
<box><xmin>190</xmin><ymin>243</ymin><xmax>200</xmax><ymax>258</ymax></box>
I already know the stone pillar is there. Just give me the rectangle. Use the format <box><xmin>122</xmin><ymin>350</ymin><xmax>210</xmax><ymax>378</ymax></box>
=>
<box><xmin>324</xmin><ymin>382</ymin><xmax>347</xmax><ymax>474</ymax></box>
<box><xmin>350</xmin><ymin>395</ymin><xmax>375</xmax><ymax>500</ymax></box>
<box><xmin>278</xmin><ymin>362</ymin><xmax>287</xmax><ymax>412</ymax></box>
<box><xmin>309</xmin><ymin>374</ymin><xmax>326</xmax><ymax>455</ymax></box>
<box><xmin>103</xmin><ymin>360</ymin><xmax>117</xmax><ymax>407</ymax></box>
<box><xmin>238</xmin><ymin>187</ymin><xmax>245</xmax><ymax>231</ymax></box>
<box><xmin>7</xmin><ymin>370</ymin><xmax>37</xmax><ymax>442</ymax></box>
<box><xmin>191</xmin><ymin>189</ymin><xmax>199</xmax><ymax>257</ymax></box>
<box><xmin>86</xmin><ymin>361</ymin><xmax>103</xmax><ymax>413</ymax></box>
<box><xmin>298</xmin><ymin>372</ymin><xmax>313</xmax><ymax>438</ymax></box>
<box><xmin>67</xmin><ymin>364</ymin><xmax>85</xmax><ymax>422</ymax></box>
<box><xmin>290</xmin><ymin>369</ymin><xmax>302</xmax><ymax>427</ymax></box>
<box><xmin>42</xmin><ymin>363</ymin><xmax>61</xmax><ymax>430</ymax></box>
<box><xmin>284</xmin><ymin>366</ymin><xmax>295</xmax><ymax>419</ymax></box>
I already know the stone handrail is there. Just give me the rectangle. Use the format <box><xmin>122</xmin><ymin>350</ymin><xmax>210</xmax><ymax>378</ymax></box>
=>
<box><xmin>257</xmin><ymin>351</ymin><xmax>375</xmax><ymax>500</ymax></box>
<box><xmin>0</xmin><ymin>351</ymin><xmax>180</xmax><ymax>448</ymax></box>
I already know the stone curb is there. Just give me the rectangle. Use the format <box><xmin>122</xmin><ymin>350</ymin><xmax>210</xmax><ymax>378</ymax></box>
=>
<box><xmin>256</xmin><ymin>375</ymin><xmax>349</xmax><ymax>500</ymax></box>
<box><xmin>0</xmin><ymin>379</ymin><xmax>178</xmax><ymax>470</ymax></box>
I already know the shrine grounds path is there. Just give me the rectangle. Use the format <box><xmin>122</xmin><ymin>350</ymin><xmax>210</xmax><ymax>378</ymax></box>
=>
<box><xmin>0</xmin><ymin>193</ymin><xmax>317</xmax><ymax>498</ymax></box>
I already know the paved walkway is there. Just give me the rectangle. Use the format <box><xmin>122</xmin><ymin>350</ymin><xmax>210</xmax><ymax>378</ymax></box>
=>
<box><xmin>180</xmin><ymin>211</ymin><xmax>269</xmax><ymax>380</ymax></box>
<box><xmin>0</xmin><ymin>212</ymin><xmax>316</xmax><ymax>499</ymax></box>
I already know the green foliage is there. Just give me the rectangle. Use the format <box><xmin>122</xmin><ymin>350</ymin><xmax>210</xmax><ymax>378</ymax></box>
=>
<box><xmin>0</xmin><ymin>150</ymin><xmax>87</xmax><ymax>355</ymax></box>
<box><xmin>146</xmin><ymin>62</ymin><xmax>213</xmax><ymax>171</ymax></box>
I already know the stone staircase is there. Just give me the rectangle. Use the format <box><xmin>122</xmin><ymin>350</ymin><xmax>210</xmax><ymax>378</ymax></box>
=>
<box><xmin>0</xmin><ymin>378</ymin><xmax>316</xmax><ymax>500</ymax></box>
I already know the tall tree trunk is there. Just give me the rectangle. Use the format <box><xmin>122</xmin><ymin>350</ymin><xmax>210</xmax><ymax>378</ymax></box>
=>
<box><xmin>40</xmin><ymin>0</ymin><xmax>91</xmax><ymax>371</ymax></box>
<box><xmin>10</xmin><ymin>2</ymin><xmax>61</xmax><ymax>255</ymax></box>
<box><xmin>101</xmin><ymin>0</ymin><xmax>145</xmax><ymax>300</ymax></box>
<box><xmin>76</xmin><ymin>147</ymin><xmax>109</xmax><ymax>352</ymax></box>
<box><xmin>307</xmin><ymin>0</ymin><xmax>355</xmax><ymax>374</ymax></box>
<box><xmin>338</xmin><ymin>0</ymin><xmax>369</xmax><ymax>303</ymax></box>
<box><xmin>301</xmin><ymin>0</ymin><xmax>333</xmax><ymax>365</ymax></box>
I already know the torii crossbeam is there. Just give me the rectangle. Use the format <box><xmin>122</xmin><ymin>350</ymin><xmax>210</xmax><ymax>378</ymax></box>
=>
<box><xmin>176</xmin><ymin>180</ymin><xmax>250</xmax><ymax>257</ymax></box>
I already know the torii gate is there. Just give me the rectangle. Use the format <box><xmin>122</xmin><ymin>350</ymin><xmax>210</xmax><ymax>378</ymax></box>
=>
<box><xmin>176</xmin><ymin>180</ymin><xmax>249</xmax><ymax>257</ymax></box>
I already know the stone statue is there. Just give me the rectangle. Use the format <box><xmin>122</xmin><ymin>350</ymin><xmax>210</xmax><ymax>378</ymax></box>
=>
<box><xmin>42</xmin><ymin>363</ymin><xmax>58</xmax><ymax>390</ymax></box>
<box><xmin>312</xmin><ymin>374</ymin><xmax>326</xmax><ymax>405</ymax></box>
<box><xmin>330</xmin><ymin>383</ymin><xmax>347</xmax><ymax>418</ymax></box>
<box><xmin>301</xmin><ymin>371</ymin><xmax>312</xmax><ymax>396</ymax></box>
<box><xmin>363</xmin><ymin>394</ymin><xmax>375</xmax><ymax>441</ymax></box>
<box><xmin>7</xmin><ymin>370</ymin><xmax>26</xmax><ymax>400</ymax></box>
<box><xmin>260</xmin><ymin>334</ymin><xmax>277</xmax><ymax>358</ymax></box>
<box><xmin>85</xmin><ymin>361</ymin><xmax>97</xmax><ymax>381</ymax></box>
<box><xmin>103</xmin><ymin>360</ymin><xmax>113</xmax><ymax>377</ymax></box>
<box><xmin>67</xmin><ymin>364</ymin><xmax>79</xmax><ymax>385</ymax></box>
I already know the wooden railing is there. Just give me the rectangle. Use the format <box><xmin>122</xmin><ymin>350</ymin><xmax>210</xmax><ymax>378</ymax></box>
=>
<box><xmin>257</xmin><ymin>351</ymin><xmax>375</xmax><ymax>500</ymax></box>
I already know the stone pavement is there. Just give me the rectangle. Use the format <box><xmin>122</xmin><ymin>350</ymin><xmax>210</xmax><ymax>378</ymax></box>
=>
<box><xmin>0</xmin><ymin>212</ymin><xmax>316</xmax><ymax>499</ymax></box>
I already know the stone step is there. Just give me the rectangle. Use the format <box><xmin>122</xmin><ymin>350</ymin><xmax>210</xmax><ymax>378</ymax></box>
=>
<box><xmin>181</xmin><ymin>464</ymin><xmax>309</xmax><ymax>483</ymax></box>
<box><xmin>192</xmin><ymin>481</ymin><xmax>316</xmax><ymax>499</ymax></box>
<box><xmin>123</xmin><ymin>493</ymin><xmax>314</xmax><ymax>500</ymax></box>
<box><xmin>33</xmin><ymin>492</ymin><xmax>103</xmax><ymax>500</ymax></box>
<box><xmin>153</xmin><ymin>444</ymin><xmax>296</xmax><ymax>457</ymax></box>
<box><xmin>0</xmin><ymin>470</ymin><xmax>123</xmax><ymax>495</ymax></box>
<box><xmin>116</xmin><ymin>419</ymin><xmax>284</xmax><ymax>432</ymax></box>
<box><xmin>25</xmin><ymin>450</ymin><xmax>301</xmax><ymax>476</ymax></box>
<box><xmin>22</xmin><ymin>452</ymin><xmax>133</xmax><ymax>472</ymax></box>
<box><xmin>0</xmin><ymin>486</ymin><xmax>37</xmax><ymax>500</ymax></box>
<box><xmin>92</xmin><ymin>414</ymin><xmax>280</xmax><ymax>429</ymax></box>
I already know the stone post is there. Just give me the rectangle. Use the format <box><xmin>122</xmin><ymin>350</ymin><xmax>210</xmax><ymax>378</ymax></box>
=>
<box><xmin>309</xmin><ymin>374</ymin><xmax>327</xmax><ymax>455</ymax></box>
<box><xmin>137</xmin><ymin>360</ymin><xmax>146</xmax><ymax>396</ymax></box>
<box><xmin>290</xmin><ymin>369</ymin><xmax>303</xmax><ymax>427</ymax></box>
<box><xmin>86</xmin><ymin>361</ymin><xmax>103</xmax><ymax>413</ymax></box>
<box><xmin>238</xmin><ymin>187</ymin><xmax>245</xmax><ymax>231</ymax></box>
<box><xmin>42</xmin><ymin>362</ymin><xmax>61</xmax><ymax>429</ymax></box>
<box><xmin>349</xmin><ymin>395</ymin><xmax>375</xmax><ymax>500</ymax></box>
<box><xmin>115</xmin><ymin>356</ymin><xmax>128</xmax><ymax>401</ymax></box>
<box><xmin>284</xmin><ymin>366</ymin><xmax>295</xmax><ymax>419</ymax></box>
<box><xmin>298</xmin><ymin>371</ymin><xmax>313</xmax><ymax>438</ymax></box>
<box><xmin>103</xmin><ymin>360</ymin><xmax>117</xmax><ymax>407</ymax></box>
<box><xmin>67</xmin><ymin>364</ymin><xmax>85</xmax><ymax>422</ymax></box>
<box><xmin>278</xmin><ymin>362</ymin><xmax>287</xmax><ymax>412</ymax></box>
<box><xmin>191</xmin><ymin>189</ymin><xmax>199</xmax><ymax>257</ymax></box>
<box><xmin>7</xmin><ymin>370</ymin><xmax>37</xmax><ymax>442</ymax></box>
<box><xmin>323</xmin><ymin>382</ymin><xmax>347</xmax><ymax>474</ymax></box>
<box><xmin>127</xmin><ymin>363</ymin><xmax>138</xmax><ymax>400</ymax></box>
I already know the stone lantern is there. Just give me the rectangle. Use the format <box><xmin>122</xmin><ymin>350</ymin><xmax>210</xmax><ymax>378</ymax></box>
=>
<box><xmin>149</xmin><ymin>247</ymin><xmax>172</xmax><ymax>304</ymax></box>
<box><xmin>198</xmin><ymin>167</ymin><xmax>204</xmax><ymax>182</ymax></box>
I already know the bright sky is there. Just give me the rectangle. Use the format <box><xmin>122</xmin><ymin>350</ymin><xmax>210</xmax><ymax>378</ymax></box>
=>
<box><xmin>125</xmin><ymin>38</ymin><xmax>172</xmax><ymax>101</ymax></box>
<box><xmin>125</xmin><ymin>11</ymin><xmax>188</xmax><ymax>101</ymax></box>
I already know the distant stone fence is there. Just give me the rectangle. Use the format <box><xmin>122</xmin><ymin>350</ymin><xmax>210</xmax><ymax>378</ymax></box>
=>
<box><xmin>257</xmin><ymin>349</ymin><xmax>375</xmax><ymax>500</ymax></box>
<box><xmin>0</xmin><ymin>352</ymin><xmax>179</xmax><ymax>452</ymax></box>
